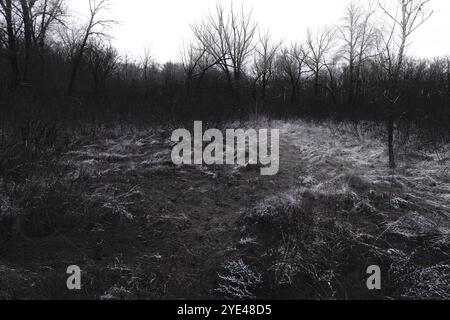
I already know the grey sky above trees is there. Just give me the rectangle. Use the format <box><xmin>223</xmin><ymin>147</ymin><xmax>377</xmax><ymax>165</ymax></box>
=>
<box><xmin>67</xmin><ymin>0</ymin><xmax>450</xmax><ymax>62</ymax></box>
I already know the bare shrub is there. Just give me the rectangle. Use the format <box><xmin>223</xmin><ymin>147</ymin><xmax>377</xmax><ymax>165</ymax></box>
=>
<box><xmin>216</xmin><ymin>259</ymin><xmax>262</xmax><ymax>300</ymax></box>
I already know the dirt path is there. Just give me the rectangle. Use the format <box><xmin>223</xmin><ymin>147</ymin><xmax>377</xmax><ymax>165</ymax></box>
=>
<box><xmin>134</xmin><ymin>125</ymin><xmax>306</xmax><ymax>299</ymax></box>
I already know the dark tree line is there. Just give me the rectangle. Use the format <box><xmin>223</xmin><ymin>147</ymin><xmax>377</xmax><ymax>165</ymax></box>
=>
<box><xmin>1</xmin><ymin>0</ymin><xmax>448</xmax><ymax>167</ymax></box>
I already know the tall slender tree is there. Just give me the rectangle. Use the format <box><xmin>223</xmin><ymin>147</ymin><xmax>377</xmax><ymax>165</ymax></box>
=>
<box><xmin>252</xmin><ymin>30</ymin><xmax>281</xmax><ymax>114</ymax></box>
<box><xmin>339</xmin><ymin>1</ymin><xmax>377</xmax><ymax>105</ymax></box>
<box><xmin>0</xmin><ymin>0</ymin><xmax>20</xmax><ymax>83</ymax></box>
<box><xmin>378</xmin><ymin>0</ymin><xmax>433</xmax><ymax>168</ymax></box>
<box><xmin>67</xmin><ymin>0</ymin><xmax>115</xmax><ymax>95</ymax></box>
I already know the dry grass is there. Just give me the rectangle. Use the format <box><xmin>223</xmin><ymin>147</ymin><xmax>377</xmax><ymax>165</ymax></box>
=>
<box><xmin>0</xmin><ymin>119</ymin><xmax>449</xmax><ymax>299</ymax></box>
<box><xmin>219</xmin><ymin>120</ymin><xmax>450</xmax><ymax>300</ymax></box>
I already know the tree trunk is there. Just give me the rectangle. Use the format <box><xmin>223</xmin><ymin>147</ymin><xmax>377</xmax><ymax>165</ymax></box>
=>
<box><xmin>387</xmin><ymin>111</ymin><xmax>396</xmax><ymax>169</ymax></box>
<box><xmin>290</xmin><ymin>84</ymin><xmax>297</xmax><ymax>104</ymax></box>
<box><xmin>348</xmin><ymin>60</ymin><xmax>355</xmax><ymax>105</ymax></box>
<box><xmin>2</xmin><ymin>0</ymin><xmax>20</xmax><ymax>84</ymax></box>
<box><xmin>20</xmin><ymin>0</ymin><xmax>33</xmax><ymax>82</ymax></box>
<box><xmin>314</xmin><ymin>68</ymin><xmax>320</xmax><ymax>98</ymax></box>
<box><xmin>67</xmin><ymin>33</ymin><xmax>90</xmax><ymax>95</ymax></box>
<box><xmin>261</xmin><ymin>75</ymin><xmax>267</xmax><ymax>111</ymax></box>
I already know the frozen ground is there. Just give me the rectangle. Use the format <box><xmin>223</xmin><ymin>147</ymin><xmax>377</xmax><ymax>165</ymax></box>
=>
<box><xmin>229</xmin><ymin>121</ymin><xmax>450</xmax><ymax>299</ymax></box>
<box><xmin>0</xmin><ymin>120</ymin><xmax>449</xmax><ymax>299</ymax></box>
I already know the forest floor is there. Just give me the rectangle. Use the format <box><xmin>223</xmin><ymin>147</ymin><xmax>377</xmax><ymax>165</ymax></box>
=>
<box><xmin>0</xmin><ymin>120</ymin><xmax>449</xmax><ymax>299</ymax></box>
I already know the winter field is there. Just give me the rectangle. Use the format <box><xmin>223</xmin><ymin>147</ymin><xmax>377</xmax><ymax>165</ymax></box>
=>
<box><xmin>0</xmin><ymin>119</ymin><xmax>449</xmax><ymax>299</ymax></box>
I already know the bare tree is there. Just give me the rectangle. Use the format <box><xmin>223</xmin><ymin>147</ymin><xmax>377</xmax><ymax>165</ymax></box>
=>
<box><xmin>339</xmin><ymin>1</ymin><xmax>377</xmax><ymax>104</ymax></box>
<box><xmin>276</xmin><ymin>43</ymin><xmax>308</xmax><ymax>104</ymax></box>
<box><xmin>21</xmin><ymin>0</ymin><xmax>66</xmax><ymax>79</ymax></box>
<box><xmin>32</xmin><ymin>0</ymin><xmax>67</xmax><ymax>49</ymax></box>
<box><xmin>191</xmin><ymin>3</ymin><xmax>257</xmax><ymax>108</ymax></box>
<box><xmin>57</xmin><ymin>25</ymin><xmax>82</xmax><ymax>61</ymax></box>
<box><xmin>67</xmin><ymin>0</ymin><xmax>115</xmax><ymax>95</ymax></box>
<box><xmin>140</xmin><ymin>48</ymin><xmax>156</xmax><ymax>96</ymax></box>
<box><xmin>305</xmin><ymin>27</ymin><xmax>336</xmax><ymax>98</ymax></box>
<box><xmin>84</xmin><ymin>39</ymin><xmax>118</xmax><ymax>95</ymax></box>
<box><xmin>377</xmin><ymin>0</ymin><xmax>433</xmax><ymax>168</ymax></box>
<box><xmin>0</xmin><ymin>0</ymin><xmax>20</xmax><ymax>82</ymax></box>
<box><xmin>181</xmin><ymin>42</ymin><xmax>206</xmax><ymax>80</ymax></box>
<box><xmin>180</xmin><ymin>41</ymin><xmax>221</xmax><ymax>106</ymax></box>
<box><xmin>324</xmin><ymin>54</ymin><xmax>341</xmax><ymax>107</ymax></box>
<box><xmin>252</xmin><ymin>30</ymin><xmax>281</xmax><ymax>115</ymax></box>
<box><xmin>180</xmin><ymin>41</ymin><xmax>206</xmax><ymax>96</ymax></box>
<box><xmin>19</xmin><ymin>0</ymin><xmax>34</xmax><ymax>80</ymax></box>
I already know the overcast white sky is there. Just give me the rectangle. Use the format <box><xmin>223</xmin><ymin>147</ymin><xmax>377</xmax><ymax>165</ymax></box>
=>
<box><xmin>69</xmin><ymin>0</ymin><xmax>450</xmax><ymax>62</ymax></box>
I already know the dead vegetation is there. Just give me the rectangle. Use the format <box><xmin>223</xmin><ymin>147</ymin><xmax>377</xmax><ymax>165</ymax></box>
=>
<box><xmin>218</xmin><ymin>120</ymin><xmax>449</xmax><ymax>300</ymax></box>
<box><xmin>0</xmin><ymin>120</ymin><xmax>449</xmax><ymax>300</ymax></box>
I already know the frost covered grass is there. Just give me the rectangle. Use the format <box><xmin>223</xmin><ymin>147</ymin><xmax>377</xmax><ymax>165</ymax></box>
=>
<box><xmin>218</xmin><ymin>120</ymin><xmax>450</xmax><ymax>300</ymax></box>
<box><xmin>0</xmin><ymin>124</ymin><xmax>180</xmax><ymax>299</ymax></box>
<box><xmin>0</xmin><ymin>119</ymin><xmax>448</xmax><ymax>299</ymax></box>
<box><xmin>0</xmin><ymin>121</ymin><xmax>256</xmax><ymax>299</ymax></box>
<box><xmin>1</xmin><ymin>125</ymin><xmax>172</xmax><ymax>239</ymax></box>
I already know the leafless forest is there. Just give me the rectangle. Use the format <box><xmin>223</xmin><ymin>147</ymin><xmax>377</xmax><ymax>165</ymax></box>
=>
<box><xmin>0</xmin><ymin>0</ymin><xmax>449</xmax><ymax>300</ymax></box>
